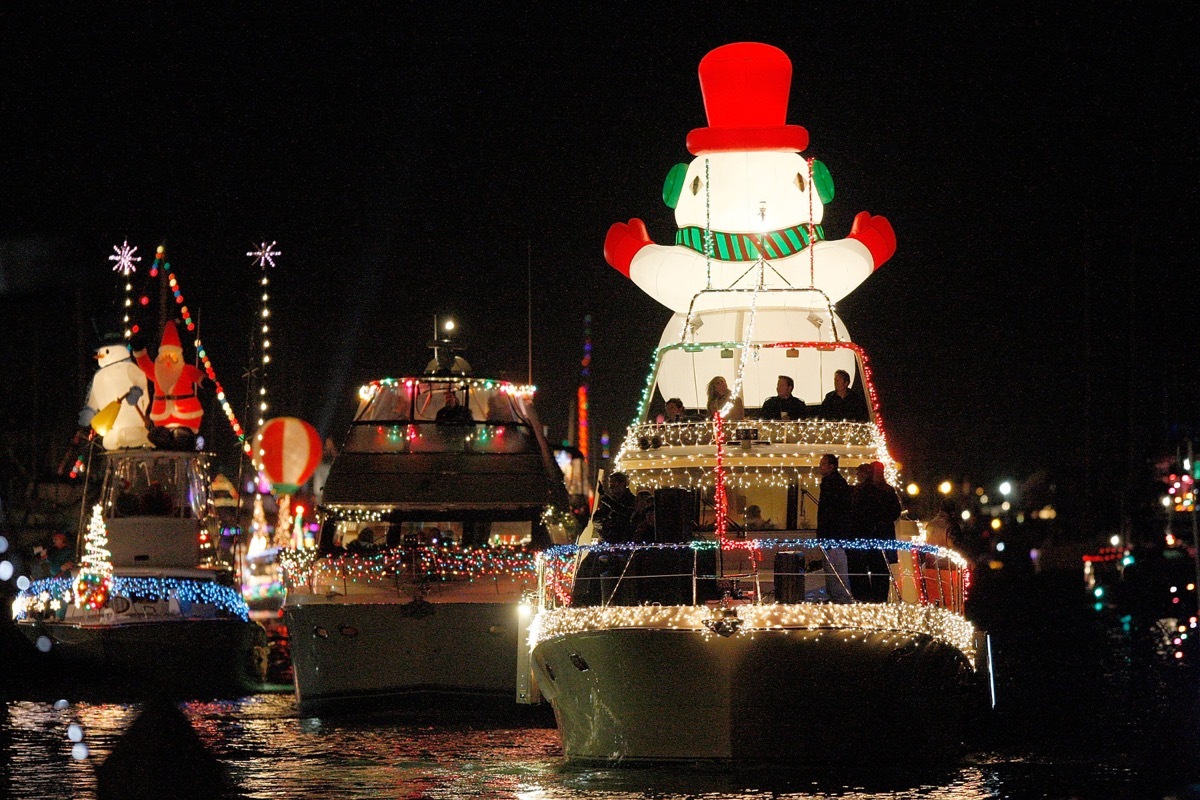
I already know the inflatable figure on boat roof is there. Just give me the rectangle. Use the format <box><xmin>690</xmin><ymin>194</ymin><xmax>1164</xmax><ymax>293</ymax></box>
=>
<box><xmin>79</xmin><ymin>334</ymin><xmax>151</xmax><ymax>451</ymax></box>
<box><xmin>603</xmin><ymin>42</ymin><xmax>896</xmax><ymax>412</ymax></box>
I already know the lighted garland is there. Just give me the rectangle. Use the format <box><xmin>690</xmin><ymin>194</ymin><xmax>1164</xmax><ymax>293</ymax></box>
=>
<box><xmin>14</xmin><ymin>575</ymin><xmax>249</xmax><ymax>621</ymax></box>
<box><xmin>529</xmin><ymin>602</ymin><xmax>978</xmax><ymax>668</ymax></box>
<box><xmin>285</xmin><ymin>544</ymin><xmax>540</xmax><ymax>586</ymax></box>
<box><xmin>146</xmin><ymin>246</ymin><xmax>255</xmax><ymax>458</ymax></box>
<box><xmin>358</xmin><ymin>377</ymin><xmax>537</xmax><ymax>404</ymax></box>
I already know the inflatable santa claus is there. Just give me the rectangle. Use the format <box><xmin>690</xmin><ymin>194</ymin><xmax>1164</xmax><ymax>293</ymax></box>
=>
<box><xmin>134</xmin><ymin>321</ymin><xmax>206</xmax><ymax>449</ymax></box>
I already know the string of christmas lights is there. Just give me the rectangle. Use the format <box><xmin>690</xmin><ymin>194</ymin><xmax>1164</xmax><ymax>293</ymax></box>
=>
<box><xmin>280</xmin><ymin>544</ymin><xmax>540</xmax><ymax>587</ymax></box>
<box><xmin>108</xmin><ymin>240</ymin><xmax>141</xmax><ymax>339</ymax></box>
<box><xmin>145</xmin><ymin>247</ymin><xmax>254</xmax><ymax>458</ymax></box>
<box><xmin>529</xmin><ymin>602</ymin><xmax>978</xmax><ymax>668</ymax></box>
<box><xmin>14</xmin><ymin>575</ymin><xmax>249</xmax><ymax>621</ymax></box>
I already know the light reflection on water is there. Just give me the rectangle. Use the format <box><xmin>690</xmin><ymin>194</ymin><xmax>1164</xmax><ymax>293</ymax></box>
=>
<box><xmin>5</xmin><ymin>693</ymin><xmax>1016</xmax><ymax>800</ymax></box>
<box><xmin>5</xmin><ymin>572</ymin><xmax>1200</xmax><ymax>799</ymax></box>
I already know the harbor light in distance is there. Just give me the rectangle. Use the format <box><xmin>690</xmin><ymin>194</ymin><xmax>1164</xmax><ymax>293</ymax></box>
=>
<box><xmin>999</xmin><ymin>481</ymin><xmax>1012</xmax><ymax>496</ymax></box>
<box><xmin>906</xmin><ymin>482</ymin><xmax>919</xmax><ymax>497</ymax></box>
<box><xmin>938</xmin><ymin>480</ymin><xmax>952</xmax><ymax>495</ymax></box>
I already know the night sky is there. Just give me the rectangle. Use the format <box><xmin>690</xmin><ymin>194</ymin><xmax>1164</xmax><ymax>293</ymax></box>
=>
<box><xmin>1</xmin><ymin>5</ymin><xmax>1195</xmax><ymax>534</ymax></box>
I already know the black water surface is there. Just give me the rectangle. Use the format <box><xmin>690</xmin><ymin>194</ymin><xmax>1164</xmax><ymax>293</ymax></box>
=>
<box><xmin>2</xmin><ymin>570</ymin><xmax>1198</xmax><ymax>799</ymax></box>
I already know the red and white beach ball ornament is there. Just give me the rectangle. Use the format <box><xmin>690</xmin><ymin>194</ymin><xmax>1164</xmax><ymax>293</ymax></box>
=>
<box><xmin>255</xmin><ymin>417</ymin><xmax>321</xmax><ymax>495</ymax></box>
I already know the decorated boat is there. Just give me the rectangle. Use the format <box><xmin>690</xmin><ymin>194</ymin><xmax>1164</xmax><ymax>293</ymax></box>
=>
<box><xmin>281</xmin><ymin>340</ymin><xmax>573</xmax><ymax>714</ymax></box>
<box><xmin>525</xmin><ymin>41</ymin><xmax>991</xmax><ymax>764</ymax></box>
<box><xmin>12</xmin><ymin>449</ymin><xmax>267</xmax><ymax>693</ymax></box>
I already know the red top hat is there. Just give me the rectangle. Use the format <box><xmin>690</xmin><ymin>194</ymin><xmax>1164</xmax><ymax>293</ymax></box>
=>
<box><xmin>686</xmin><ymin>42</ymin><xmax>809</xmax><ymax>155</ymax></box>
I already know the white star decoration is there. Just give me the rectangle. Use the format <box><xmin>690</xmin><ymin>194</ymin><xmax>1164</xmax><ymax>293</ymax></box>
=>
<box><xmin>248</xmin><ymin>241</ymin><xmax>281</xmax><ymax>268</ymax></box>
<box><xmin>108</xmin><ymin>240</ymin><xmax>141</xmax><ymax>275</ymax></box>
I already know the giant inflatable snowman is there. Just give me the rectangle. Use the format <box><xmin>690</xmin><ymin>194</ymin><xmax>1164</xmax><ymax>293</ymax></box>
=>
<box><xmin>80</xmin><ymin>338</ymin><xmax>151</xmax><ymax>450</ymax></box>
<box><xmin>604</xmin><ymin>42</ymin><xmax>896</xmax><ymax>410</ymax></box>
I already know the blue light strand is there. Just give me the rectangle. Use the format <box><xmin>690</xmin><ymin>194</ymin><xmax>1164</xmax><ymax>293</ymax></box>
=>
<box><xmin>14</xmin><ymin>575</ymin><xmax>249</xmax><ymax>621</ymax></box>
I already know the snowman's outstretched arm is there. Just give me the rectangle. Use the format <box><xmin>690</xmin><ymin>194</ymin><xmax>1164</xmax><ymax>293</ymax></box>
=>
<box><xmin>846</xmin><ymin>211</ymin><xmax>896</xmax><ymax>269</ymax></box>
<box><xmin>603</xmin><ymin>218</ymin><xmax>653</xmax><ymax>277</ymax></box>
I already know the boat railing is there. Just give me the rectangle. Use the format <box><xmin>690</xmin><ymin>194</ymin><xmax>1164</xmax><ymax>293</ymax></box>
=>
<box><xmin>623</xmin><ymin>418</ymin><xmax>876</xmax><ymax>450</ymax></box>
<box><xmin>280</xmin><ymin>542</ymin><xmax>539</xmax><ymax>592</ymax></box>
<box><xmin>342</xmin><ymin>420</ymin><xmax>535</xmax><ymax>455</ymax></box>
<box><xmin>537</xmin><ymin>539</ymin><xmax>971</xmax><ymax>614</ymax></box>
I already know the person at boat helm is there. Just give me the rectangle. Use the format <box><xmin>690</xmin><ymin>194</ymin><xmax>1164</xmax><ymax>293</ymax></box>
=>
<box><xmin>759</xmin><ymin>375</ymin><xmax>807</xmax><ymax>420</ymax></box>
<box><xmin>593</xmin><ymin>472</ymin><xmax>637</xmax><ymax>543</ymax></box>
<box><xmin>817</xmin><ymin>369</ymin><xmax>868</xmax><ymax>422</ymax></box>
<box><xmin>435</xmin><ymin>389</ymin><xmax>474</xmax><ymax>424</ymax></box>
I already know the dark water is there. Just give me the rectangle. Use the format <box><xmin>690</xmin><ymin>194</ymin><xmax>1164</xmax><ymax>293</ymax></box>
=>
<box><xmin>3</xmin><ymin>572</ymin><xmax>1199</xmax><ymax>800</ymax></box>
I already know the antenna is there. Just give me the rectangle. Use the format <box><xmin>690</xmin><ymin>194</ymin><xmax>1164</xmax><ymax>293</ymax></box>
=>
<box><xmin>527</xmin><ymin>239</ymin><xmax>533</xmax><ymax>385</ymax></box>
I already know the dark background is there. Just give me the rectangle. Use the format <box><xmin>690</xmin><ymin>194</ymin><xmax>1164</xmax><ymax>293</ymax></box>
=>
<box><xmin>1</xmin><ymin>4</ymin><xmax>1195</xmax><ymax>537</ymax></box>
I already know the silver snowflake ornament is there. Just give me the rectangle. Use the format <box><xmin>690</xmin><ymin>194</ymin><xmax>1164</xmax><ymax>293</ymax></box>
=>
<box><xmin>108</xmin><ymin>240</ymin><xmax>141</xmax><ymax>275</ymax></box>
<box><xmin>248</xmin><ymin>241</ymin><xmax>281</xmax><ymax>268</ymax></box>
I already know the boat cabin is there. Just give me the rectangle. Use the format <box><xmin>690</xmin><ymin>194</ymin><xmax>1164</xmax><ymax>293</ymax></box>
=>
<box><xmin>97</xmin><ymin>449</ymin><xmax>228</xmax><ymax>571</ymax></box>
<box><xmin>318</xmin><ymin>374</ymin><xmax>572</xmax><ymax>553</ymax></box>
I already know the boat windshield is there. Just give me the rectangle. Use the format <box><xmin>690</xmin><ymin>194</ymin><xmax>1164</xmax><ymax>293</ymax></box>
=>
<box><xmin>342</xmin><ymin>377</ymin><xmax>538</xmax><ymax>455</ymax></box>
<box><xmin>641</xmin><ymin>341</ymin><xmax>872</xmax><ymax>424</ymax></box>
<box><xmin>102</xmin><ymin>453</ymin><xmax>212</xmax><ymax>520</ymax></box>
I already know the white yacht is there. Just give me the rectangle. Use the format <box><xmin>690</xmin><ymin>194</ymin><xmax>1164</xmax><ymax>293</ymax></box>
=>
<box><xmin>527</xmin><ymin>321</ymin><xmax>992</xmax><ymax>764</ymax></box>
<box><xmin>13</xmin><ymin>449</ymin><xmax>267</xmax><ymax>694</ymax></box>
<box><xmin>282</xmin><ymin>346</ymin><xmax>573</xmax><ymax>714</ymax></box>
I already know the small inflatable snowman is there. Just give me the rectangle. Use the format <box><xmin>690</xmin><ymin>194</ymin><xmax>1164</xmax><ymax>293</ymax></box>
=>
<box><xmin>80</xmin><ymin>337</ymin><xmax>151</xmax><ymax>450</ymax></box>
<box><xmin>603</xmin><ymin>42</ymin><xmax>896</xmax><ymax>410</ymax></box>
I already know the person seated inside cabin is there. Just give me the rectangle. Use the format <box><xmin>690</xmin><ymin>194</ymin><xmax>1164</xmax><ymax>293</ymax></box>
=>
<box><xmin>345</xmin><ymin>528</ymin><xmax>379</xmax><ymax>555</ymax></box>
<box><xmin>759</xmin><ymin>375</ymin><xmax>807</xmax><ymax>421</ymax></box>
<box><xmin>817</xmin><ymin>369</ymin><xmax>869</xmax><ymax>422</ymax></box>
<box><xmin>113</xmin><ymin>478</ymin><xmax>142</xmax><ymax>516</ymax></box>
<box><xmin>141</xmin><ymin>481</ymin><xmax>174</xmax><ymax>515</ymax></box>
<box><xmin>435</xmin><ymin>390</ymin><xmax>474</xmax><ymax>424</ymax></box>
<box><xmin>706</xmin><ymin>375</ymin><xmax>744</xmax><ymax>421</ymax></box>
<box><xmin>743</xmin><ymin>505</ymin><xmax>777</xmax><ymax>531</ymax></box>
<box><xmin>662</xmin><ymin>397</ymin><xmax>686</xmax><ymax>424</ymax></box>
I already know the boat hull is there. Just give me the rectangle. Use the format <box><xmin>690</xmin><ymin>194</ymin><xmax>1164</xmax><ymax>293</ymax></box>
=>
<box><xmin>16</xmin><ymin>618</ymin><xmax>267</xmax><ymax>695</ymax></box>
<box><xmin>532</xmin><ymin>623</ymin><xmax>981</xmax><ymax>764</ymax></box>
<box><xmin>286</xmin><ymin>599</ymin><xmax>530</xmax><ymax>715</ymax></box>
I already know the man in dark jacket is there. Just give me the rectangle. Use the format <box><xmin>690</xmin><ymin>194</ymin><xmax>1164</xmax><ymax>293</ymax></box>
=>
<box><xmin>760</xmin><ymin>375</ymin><xmax>807</xmax><ymax>420</ymax></box>
<box><xmin>848</xmin><ymin>462</ymin><xmax>896</xmax><ymax>601</ymax></box>
<box><xmin>816</xmin><ymin>454</ymin><xmax>854</xmax><ymax>602</ymax></box>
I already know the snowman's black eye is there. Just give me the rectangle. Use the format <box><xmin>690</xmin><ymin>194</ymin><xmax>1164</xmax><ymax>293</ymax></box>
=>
<box><xmin>691</xmin><ymin>176</ymin><xmax>702</xmax><ymax>195</ymax></box>
<box><xmin>794</xmin><ymin>173</ymin><xmax>806</xmax><ymax>192</ymax></box>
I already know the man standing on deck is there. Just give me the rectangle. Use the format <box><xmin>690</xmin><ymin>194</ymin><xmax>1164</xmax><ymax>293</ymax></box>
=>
<box><xmin>816</xmin><ymin>454</ymin><xmax>854</xmax><ymax>603</ymax></box>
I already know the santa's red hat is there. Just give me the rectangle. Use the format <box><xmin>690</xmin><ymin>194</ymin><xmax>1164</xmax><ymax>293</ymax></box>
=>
<box><xmin>685</xmin><ymin>42</ymin><xmax>809</xmax><ymax>155</ymax></box>
<box><xmin>159</xmin><ymin>321</ymin><xmax>183</xmax><ymax>351</ymax></box>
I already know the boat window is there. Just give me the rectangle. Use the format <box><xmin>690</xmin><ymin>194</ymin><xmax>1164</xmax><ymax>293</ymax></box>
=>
<box><xmin>326</xmin><ymin>519</ymin><xmax>532</xmax><ymax>553</ymax></box>
<box><xmin>649</xmin><ymin>344</ymin><xmax>872</xmax><ymax>424</ymax></box>
<box><xmin>105</xmin><ymin>455</ymin><xmax>198</xmax><ymax>518</ymax></box>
